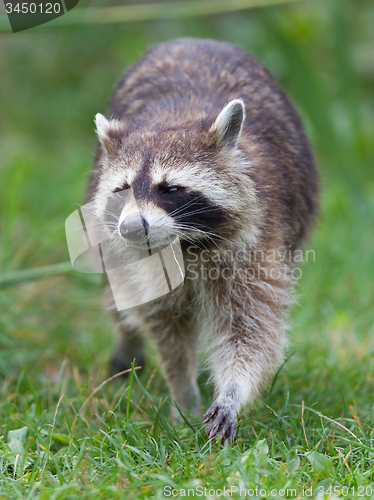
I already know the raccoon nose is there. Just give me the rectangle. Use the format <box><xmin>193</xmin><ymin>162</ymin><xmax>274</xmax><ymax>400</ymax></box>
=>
<box><xmin>119</xmin><ymin>216</ymin><xmax>149</xmax><ymax>242</ymax></box>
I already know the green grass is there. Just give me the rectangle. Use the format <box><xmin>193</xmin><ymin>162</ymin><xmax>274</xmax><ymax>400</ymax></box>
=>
<box><xmin>1</xmin><ymin>0</ymin><xmax>374</xmax><ymax>497</ymax></box>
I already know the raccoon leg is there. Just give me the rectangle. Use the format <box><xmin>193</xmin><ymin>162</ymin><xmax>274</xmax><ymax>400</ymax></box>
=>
<box><xmin>203</xmin><ymin>331</ymin><xmax>286</xmax><ymax>445</ymax></box>
<box><xmin>110</xmin><ymin>324</ymin><xmax>145</xmax><ymax>376</ymax></box>
<box><xmin>110</xmin><ymin>310</ymin><xmax>144</xmax><ymax>376</ymax></box>
<box><xmin>203</xmin><ymin>271</ymin><xmax>290</xmax><ymax>444</ymax></box>
<box><xmin>151</xmin><ymin>322</ymin><xmax>200</xmax><ymax>420</ymax></box>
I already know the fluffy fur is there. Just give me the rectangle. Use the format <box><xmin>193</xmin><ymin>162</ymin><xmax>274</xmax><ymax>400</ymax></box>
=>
<box><xmin>87</xmin><ymin>38</ymin><xmax>318</xmax><ymax>444</ymax></box>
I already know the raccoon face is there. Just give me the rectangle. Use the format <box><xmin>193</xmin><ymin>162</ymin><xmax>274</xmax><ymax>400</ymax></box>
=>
<box><xmin>93</xmin><ymin>100</ymin><xmax>258</xmax><ymax>252</ymax></box>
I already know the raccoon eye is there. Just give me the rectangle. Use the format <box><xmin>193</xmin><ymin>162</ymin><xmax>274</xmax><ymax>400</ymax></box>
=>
<box><xmin>158</xmin><ymin>182</ymin><xmax>182</xmax><ymax>194</ymax></box>
<box><xmin>113</xmin><ymin>184</ymin><xmax>130</xmax><ymax>193</ymax></box>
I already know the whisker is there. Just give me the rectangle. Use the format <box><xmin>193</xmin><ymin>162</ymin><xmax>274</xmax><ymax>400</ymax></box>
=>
<box><xmin>102</xmin><ymin>209</ymin><xmax>120</xmax><ymax>221</ymax></box>
<box><xmin>191</xmin><ymin>227</ymin><xmax>235</xmax><ymax>246</ymax></box>
<box><xmin>82</xmin><ymin>221</ymin><xmax>117</xmax><ymax>230</ymax></box>
<box><xmin>177</xmin><ymin>231</ymin><xmax>210</xmax><ymax>253</ymax></box>
<box><xmin>166</xmin><ymin>195</ymin><xmax>205</xmax><ymax>219</ymax></box>
<box><xmin>173</xmin><ymin>207</ymin><xmax>219</xmax><ymax>219</ymax></box>
<box><xmin>173</xmin><ymin>222</ymin><xmax>234</xmax><ymax>250</ymax></box>
<box><xmin>173</xmin><ymin>224</ymin><xmax>216</xmax><ymax>253</ymax></box>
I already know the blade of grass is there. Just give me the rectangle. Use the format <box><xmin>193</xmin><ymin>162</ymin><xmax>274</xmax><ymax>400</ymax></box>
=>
<box><xmin>126</xmin><ymin>363</ymin><xmax>136</xmax><ymax>423</ymax></box>
<box><xmin>0</xmin><ymin>261</ymin><xmax>74</xmax><ymax>287</ymax></box>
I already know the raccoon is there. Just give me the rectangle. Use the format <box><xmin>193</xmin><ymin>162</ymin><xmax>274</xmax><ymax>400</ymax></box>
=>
<box><xmin>87</xmin><ymin>38</ymin><xmax>318</xmax><ymax>444</ymax></box>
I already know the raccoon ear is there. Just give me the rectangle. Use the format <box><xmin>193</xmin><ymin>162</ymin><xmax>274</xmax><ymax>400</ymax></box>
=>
<box><xmin>210</xmin><ymin>99</ymin><xmax>245</xmax><ymax>148</ymax></box>
<box><xmin>94</xmin><ymin>113</ymin><xmax>125</xmax><ymax>156</ymax></box>
<box><xmin>95</xmin><ymin>113</ymin><xmax>111</xmax><ymax>142</ymax></box>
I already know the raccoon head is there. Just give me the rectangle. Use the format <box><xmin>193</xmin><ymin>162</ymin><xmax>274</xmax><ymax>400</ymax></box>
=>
<box><xmin>92</xmin><ymin>99</ymin><xmax>259</xmax><ymax>253</ymax></box>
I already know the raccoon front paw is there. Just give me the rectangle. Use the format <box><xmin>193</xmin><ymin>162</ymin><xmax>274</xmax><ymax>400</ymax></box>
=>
<box><xmin>203</xmin><ymin>400</ymin><xmax>237</xmax><ymax>445</ymax></box>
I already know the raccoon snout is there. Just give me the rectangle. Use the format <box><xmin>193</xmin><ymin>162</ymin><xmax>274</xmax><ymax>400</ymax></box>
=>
<box><xmin>119</xmin><ymin>216</ymin><xmax>149</xmax><ymax>242</ymax></box>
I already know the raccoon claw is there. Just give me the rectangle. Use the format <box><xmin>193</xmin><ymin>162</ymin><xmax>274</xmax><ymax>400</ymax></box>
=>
<box><xmin>203</xmin><ymin>401</ymin><xmax>237</xmax><ymax>445</ymax></box>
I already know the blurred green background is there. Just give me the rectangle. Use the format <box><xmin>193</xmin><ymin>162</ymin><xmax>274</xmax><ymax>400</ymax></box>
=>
<box><xmin>0</xmin><ymin>0</ymin><xmax>373</xmax><ymax>406</ymax></box>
